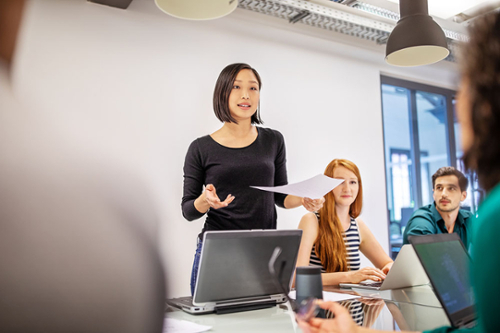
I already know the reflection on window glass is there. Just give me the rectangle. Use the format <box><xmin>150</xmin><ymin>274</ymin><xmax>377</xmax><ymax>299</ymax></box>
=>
<box><xmin>453</xmin><ymin>99</ymin><xmax>482</xmax><ymax>212</ymax></box>
<box><xmin>390</xmin><ymin>151</ymin><xmax>412</xmax><ymax>222</ymax></box>
<box><xmin>416</xmin><ymin>91</ymin><xmax>449</xmax><ymax>205</ymax></box>
<box><xmin>381</xmin><ymin>84</ymin><xmax>412</xmax><ymax>251</ymax></box>
<box><xmin>453</xmin><ymin>99</ymin><xmax>462</xmax><ymax>160</ymax></box>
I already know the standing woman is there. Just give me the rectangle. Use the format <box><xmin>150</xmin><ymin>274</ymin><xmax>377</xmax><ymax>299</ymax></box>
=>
<box><xmin>296</xmin><ymin>159</ymin><xmax>393</xmax><ymax>286</ymax></box>
<box><xmin>182</xmin><ymin>63</ymin><xmax>324</xmax><ymax>295</ymax></box>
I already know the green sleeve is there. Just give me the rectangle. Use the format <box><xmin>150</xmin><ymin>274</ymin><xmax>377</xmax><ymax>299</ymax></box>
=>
<box><xmin>402</xmin><ymin>215</ymin><xmax>437</xmax><ymax>244</ymax></box>
<box><xmin>424</xmin><ymin>326</ymin><xmax>476</xmax><ymax>333</ymax></box>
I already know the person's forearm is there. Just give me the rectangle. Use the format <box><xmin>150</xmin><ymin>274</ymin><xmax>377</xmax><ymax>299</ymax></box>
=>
<box><xmin>293</xmin><ymin>272</ymin><xmax>347</xmax><ymax>288</ymax></box>
<box><xmin>284</xmin><ymin>195</ymin><xmax>302</xmax><ymax>209</ymax></box>
<box><xmin>378</xmin><ymin>259</ymin><xmax>393</xmax><ymax>270</ymax></box>
<box><xmin>358</xmin><ymin>328</ymin><xmax>420</xmax><ymax>333</ymax></box>
<box><xmin>182</xmin><ymin>199</ymin><xmax>205</xmax><ymax>221</ymax></box>
<box><xmin>321</xmin><ymin>271</ymin><xmax>352</xmax><ymax>285</ymax></box>
<box><xmin>194</xmin><ymin>192</ymin><xmax>210</xmax><ymax>214</ymax></box>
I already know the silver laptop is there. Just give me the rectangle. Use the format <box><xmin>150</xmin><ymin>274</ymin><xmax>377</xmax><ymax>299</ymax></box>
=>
<box><xmin>167</xmin><ymin>229</ymin><xmax>302</xmax><ymax>314</ymax></box>
<box><xmin>339</xmin><ymin>244</ymin><xmax>429</xmax><ymax>290</ymax></box>
<box><xmin>409</xmin><ymin>233</ymin><xmax>476</xmax><ymax>328</ymax></box>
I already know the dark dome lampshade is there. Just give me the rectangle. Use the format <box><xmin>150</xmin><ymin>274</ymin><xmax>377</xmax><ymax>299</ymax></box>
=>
<box><xmin>386</xmin><ymin>0</ymin><xmax>449</xmax><ymax>67</ymax></box>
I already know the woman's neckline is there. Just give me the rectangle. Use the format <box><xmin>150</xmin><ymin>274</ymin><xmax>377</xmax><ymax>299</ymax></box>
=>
<box><xmin>209</xmin><ymin>126</ymin><xmax>260</xmax><ymax>149</ymax></box>
<box><xmin>343</xmin><ymin>217</ymin><xmax>354</xmax><ymax>232</ymax></box>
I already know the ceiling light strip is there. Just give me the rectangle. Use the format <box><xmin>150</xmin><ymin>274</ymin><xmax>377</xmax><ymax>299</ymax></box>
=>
<box><xmin>351</xmin><ymin>1</ymin><xmax>467</xmax><ymax>41</ymax></box>
<box><xmin>277</xmin><ymin>0</ymin><xmax>395</xmax><ymax>32</ymax></box>
<box><xmin>352</xmin><ymin>2</ymin><xmax>399</xmax><ymax>21</ymax></box>
<box><xmin>238</xmin><ymin>0</ymin><xmax>461</xmax><ymax>59</ymax></box>
<box><xmin>239</xmin><ymin>0</ymin><xmax>391</xmax><ymax>43</ymax></box>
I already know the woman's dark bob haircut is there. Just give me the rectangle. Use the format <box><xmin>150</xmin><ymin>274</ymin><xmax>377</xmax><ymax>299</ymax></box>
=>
<box><xmin>213</xmin><ymin>63</ymin><xmax>263</xmax><ymax>125</ymax></box>
<box><xmin>461</xmin><ymin>10</ymin><xmax>500</xmax><ymax>192</ymax></box>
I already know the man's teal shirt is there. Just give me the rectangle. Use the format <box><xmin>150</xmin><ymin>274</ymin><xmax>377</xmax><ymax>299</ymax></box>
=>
<box><xmin>402</xmin><ymin>202</ymin><xmax>472</xmax><ymax>247</ymax></box>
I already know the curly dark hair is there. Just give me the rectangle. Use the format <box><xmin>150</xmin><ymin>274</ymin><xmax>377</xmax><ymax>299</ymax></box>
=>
<box><xmin>461</xmin><ymin>11</ymin><xmax>500</xmax><ymax>192</ymax></box>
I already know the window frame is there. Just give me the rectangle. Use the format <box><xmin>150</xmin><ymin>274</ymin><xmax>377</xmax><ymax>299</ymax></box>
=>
<box><xmin>381</xmin><ymin>76</ymin><xmax>458</xmax><ymax>257</ymax></box>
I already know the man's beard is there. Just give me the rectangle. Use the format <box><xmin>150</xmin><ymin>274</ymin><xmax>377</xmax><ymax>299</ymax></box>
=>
<box><xmin>436</xmin><ymin>202</ymin><xmax>460</xmax><ymax>213</ymax></box>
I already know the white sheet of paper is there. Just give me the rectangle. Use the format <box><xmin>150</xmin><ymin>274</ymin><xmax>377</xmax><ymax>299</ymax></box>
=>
<box><xmin>251</xmin><ymin>174</ymin><xmax>344</xmax><ymax>199</ymax></box>
<box><xmin>289</xmin><ymin>290</ymin><xmax>360</xmax><ymax>302</ymax></box>
<box><xmin>162</xmin><ymin>318</ymin><xmax>211</xmax><ymax>333</ymax></box>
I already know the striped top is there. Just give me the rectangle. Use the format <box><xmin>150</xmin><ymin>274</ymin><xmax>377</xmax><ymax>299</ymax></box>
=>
<box><xmin>309</xmin><ymin>214</ymin><xmax>364</xmax><ymax>325</ymax></box>
<box><xmin>337</xmin><ymin>300</ymin><xmax>364</xmax><ymax>326</ymax></box>
<box><xmin>309</xmin><ymin>215</ymin><xmax>361</xmax><ymax>273</ymax></box>
<box><xmin>333</xmin><ymin>299</ymin><xmax>383</xmax><ymax>327</ymax></box>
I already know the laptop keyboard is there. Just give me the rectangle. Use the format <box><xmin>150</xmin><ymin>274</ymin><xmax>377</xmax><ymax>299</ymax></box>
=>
<box><xmin>463</xmin><ymin>320</ymin><xmax>477</xmax><ymax>329</ymax></box>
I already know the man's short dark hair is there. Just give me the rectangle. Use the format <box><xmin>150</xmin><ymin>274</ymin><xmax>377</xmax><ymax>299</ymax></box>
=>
<box><xmin>432</xmin><ymin>167</ymin><xmax>469</xmax><ymax>192</ymax></box>
<box><xmin>213</xmin><ymin>63</ymin><xmax>263</xmax><ymax>125</ymax></box>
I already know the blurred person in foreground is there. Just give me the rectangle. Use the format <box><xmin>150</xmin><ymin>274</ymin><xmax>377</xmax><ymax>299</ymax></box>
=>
<box><xmin>298</xmin><ymin>9</ymin><xmax>500</xmax><ymax>333</ymax></box>
<box><xmin>0</xmin><ymin>0</ymin><xmax>166</xmax><ymax>332</ymax></box>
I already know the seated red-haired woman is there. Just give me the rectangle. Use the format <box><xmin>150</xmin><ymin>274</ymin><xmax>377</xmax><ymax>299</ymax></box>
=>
<box><xmin>296</xmin><ymin>159</ymin><xmax>393</xmax><ymax>286</ymax></box>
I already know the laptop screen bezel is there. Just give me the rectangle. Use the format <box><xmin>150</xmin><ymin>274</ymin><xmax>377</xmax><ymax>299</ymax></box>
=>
<box><xmin>409</xmin><ymin>233</ymin><xmax>476</xmax><ymax>328</ymax></box>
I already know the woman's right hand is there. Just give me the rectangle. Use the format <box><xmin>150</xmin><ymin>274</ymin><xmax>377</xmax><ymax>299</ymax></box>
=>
<box><xmin>347</xmin><ymin>267</ymin><xmax>386</xmax><ymax>284</ymax></box>
<box><xmin>297</xmin><ymin>301</ymin><xmax>360</xmax><ymax>333</ymax></box>
<box><xmin>204</xmin><ymin>184</ymin><xmax>235</xmax><ymax>209</ymax></box>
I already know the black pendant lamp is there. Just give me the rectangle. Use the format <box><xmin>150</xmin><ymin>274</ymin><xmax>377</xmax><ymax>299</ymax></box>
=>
<box><xmin>385</xmin><ymin>0</ymin><xmax>449</xmax><ymax>66</ymax></box>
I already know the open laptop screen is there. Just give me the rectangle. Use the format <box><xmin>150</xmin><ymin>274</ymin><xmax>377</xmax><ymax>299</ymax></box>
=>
<box><xmin>410</xmin><ymin>233</ymin><xmax>475</xmax><ymax>327</ymax></box>
<box><xmin>194</xmin><ymin>229</ymin><xmax>302</xmax><ymax>305</ymax></box>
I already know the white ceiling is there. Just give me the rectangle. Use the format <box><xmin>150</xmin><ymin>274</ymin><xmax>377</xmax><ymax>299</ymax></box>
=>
<box><xmin>387</xmin><ymin>0</ymin><xmax>487</xmax><ymax>20</ymax></box>
<box><xmin>360</xmin><ymin>0</ymin><xmax>500</xmax><ymax>28</ymax></box>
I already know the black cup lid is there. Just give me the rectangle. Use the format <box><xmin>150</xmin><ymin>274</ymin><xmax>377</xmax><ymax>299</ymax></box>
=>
<box><xmin>296</xmin><ymin>266</ymin><xmax>321</xmax><ymax>275</ymax></box>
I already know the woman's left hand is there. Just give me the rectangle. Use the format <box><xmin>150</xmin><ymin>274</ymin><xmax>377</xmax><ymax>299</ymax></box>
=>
<box><xmin>302</xmin><ymin>197</ymin><xmax>325</xmax><ymax>212</ymax></box>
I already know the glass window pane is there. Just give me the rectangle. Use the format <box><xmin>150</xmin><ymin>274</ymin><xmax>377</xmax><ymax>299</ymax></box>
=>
<box><xmin>381</xmin><ymin>84</ymin><xmax>413</xmax><ymax>254</ymax></box>
<box><xmin>416</xmin><ymin>91</ymin><xmax>449</xmax><ymax>206</ymax></box>
<box><xmin>453</xmin><ymin>98</ymin><xmax>463</xmax><ymax>161</ymax></box>
<box><xmin>453</xmin><ymin>99</ymin><xmax>481</xmax><ymax>213</ymax></box>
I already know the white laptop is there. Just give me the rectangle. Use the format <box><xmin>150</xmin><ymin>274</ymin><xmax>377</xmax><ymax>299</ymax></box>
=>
<box><xmin>339</xmin><ymin>244</ymin><xmax>429</xmax><ymax>291</ymax></box>
<box><xmin>166</xmin><ymin>229</ymin><xmax>302</xmax><ymax>314</ymax></box>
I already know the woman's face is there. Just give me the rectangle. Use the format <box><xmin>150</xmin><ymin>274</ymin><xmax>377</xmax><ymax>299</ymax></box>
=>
<box><xmin>332</xmin><ymin>166</ymin><xmax>359</xmax><ymax>208</ymax></box>
<box><xmin>456</xmin><ymin>78</ymin><xmax>474</xmax><ymax>154</ymax></box>
<box><xmin>228</xmin><ymin>69</ymin><xmax>260</xmax><ymax>123</ymax></box>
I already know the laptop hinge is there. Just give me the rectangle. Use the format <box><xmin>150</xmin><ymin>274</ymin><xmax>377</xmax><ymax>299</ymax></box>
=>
<box><xmin>213</xmin><ymin>294</ymin><xmax>279</xmax><ymax>306</ymax></box>
<box><xmin>214</xmin><ymin>300</ymin><xmax>276</xmax><ymax>314</ymax></box>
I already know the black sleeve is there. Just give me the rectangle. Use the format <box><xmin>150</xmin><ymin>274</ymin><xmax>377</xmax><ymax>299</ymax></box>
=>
<box><xmin>181</xmin><ymin>139</ymin><xmax>206</xmax><ymax>221</ymax></box>
<box><xmin>273</xmin><ymin>130</ymin><xmax>288</xmax><ymax>208</ymax></box>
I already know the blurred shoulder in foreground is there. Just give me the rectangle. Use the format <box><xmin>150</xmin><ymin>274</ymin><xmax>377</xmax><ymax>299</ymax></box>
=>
<box><xmin>0</xmin><ymin>52</ymin><xmax>166</xmax><ymax>333</ymax></box>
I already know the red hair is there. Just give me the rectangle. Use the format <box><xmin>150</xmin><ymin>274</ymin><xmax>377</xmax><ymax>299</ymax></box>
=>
<box><xmin>314</xmin><ymin>159</ymin><xmax>363</xmax><ymax>272</ymax></box>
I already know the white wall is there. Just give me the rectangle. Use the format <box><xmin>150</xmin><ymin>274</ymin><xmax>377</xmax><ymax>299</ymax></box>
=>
<box><xmin>13</xmin><ymin>0</ymin><xmax>459</xmax><ymax>297</ymax></box>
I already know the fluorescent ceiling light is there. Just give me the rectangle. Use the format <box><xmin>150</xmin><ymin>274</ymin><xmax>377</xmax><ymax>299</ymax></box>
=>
<box><xmin>387</xmin><ymin>0</ymin><xmax>484</xmax><ymax>19</ymax></box>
